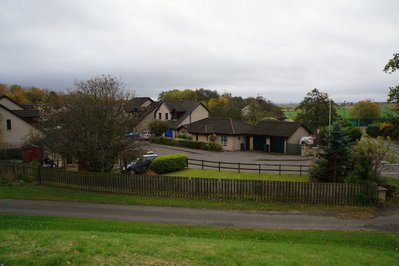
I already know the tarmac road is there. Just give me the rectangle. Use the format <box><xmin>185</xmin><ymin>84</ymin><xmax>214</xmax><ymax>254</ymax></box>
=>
<box><xmin>1</xmin><ymin>199</ymin><xmax>399</xmax><ymax>232</ymax></box>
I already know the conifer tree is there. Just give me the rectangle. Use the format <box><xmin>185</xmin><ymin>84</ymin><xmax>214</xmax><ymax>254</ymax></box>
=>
<box><xmin>310</xmin><ymin>123</ymin><xmax>352</xmax><ymax>182</ymax></box>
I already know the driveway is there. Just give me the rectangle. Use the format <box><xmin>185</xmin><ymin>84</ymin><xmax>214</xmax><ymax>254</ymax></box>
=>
<box><xmin>144</xmin><ymin>143</ymin><xmax>313</xmax><ymax>165</ymax></box>
<box><xmin>1</xmin><ymin>199</ymin><xmax>398</xmax><ymax>231</ymax></box>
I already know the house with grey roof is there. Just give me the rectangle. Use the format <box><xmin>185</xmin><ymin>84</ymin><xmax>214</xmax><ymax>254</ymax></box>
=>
<box><xmin>248</xmin><ymin>120</ymin><xmax>311</xmax><ymax>154</ymax></box>
<box><xmin>0</xmin><ymin>94</ymin><xmax>41</xmax><ymax>146</ymax></box>
<box><xmin>181</xmin><ymin>117</ymin><xmax>252</xmax><ymax>151</ymax></box>
<box><xmin>179</xmin><ymin>118</ymin><xmax>310</xmax><ymax>153</ymax></box>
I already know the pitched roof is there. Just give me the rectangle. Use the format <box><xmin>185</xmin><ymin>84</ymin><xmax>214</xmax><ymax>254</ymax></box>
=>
<box><xmin>0</xmin><ymin>94</ymin><xmax>26</xmax><ymax>110</ymax></box>
<box><xmin>159</xmin><ymin>101</ymin><xmax>210</xmax><ymax>129</ymax></box>
<box><xmin>128</xmin><ymin>97</ymin><xmax>153</xmax><ymax>107</ymax></box>
<box><xmin>0</xmin><ymin>104</ymin><xmax>39</xmax><ymax>129</ymax></box>
<box><xmin>163</xmin><ymin>100</ymin><xmax>199</xmax><ymax>112</ymax></box>
<box><xmin>249</xmin><ymin>120</ymin><xmax>308</xmax><ymax>137</ymax></box>
<box><xmin>186</xmin><ymin>117</ymin><xmax>252</xmax><ymax>135</ymax></box>
<box><xmin>12</xmin><ymin>109</ymin><xmax>40</xmax><ymax>118</ymax></box>
<box><xmin>126</xmin><ymin>97</ymin><xmax>154</xmax><ymax>113</ymax></box>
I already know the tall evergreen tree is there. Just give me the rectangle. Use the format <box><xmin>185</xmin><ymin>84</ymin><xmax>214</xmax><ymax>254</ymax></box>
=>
<box><xmin>310</xmin><ymin>123</ymin><xmax>352</xmax><ymax>182</ymax></box>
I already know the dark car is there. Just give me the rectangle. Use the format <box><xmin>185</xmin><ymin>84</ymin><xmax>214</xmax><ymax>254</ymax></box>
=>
<box><xmin>42</xmin><ymin>158</ymin><xmax>56</xmax><ymax>168</ymax></box>
<box><xmin>123</xmin><ymin>154</ymin><xmax>158</xmax><ymax>174</ymax></box>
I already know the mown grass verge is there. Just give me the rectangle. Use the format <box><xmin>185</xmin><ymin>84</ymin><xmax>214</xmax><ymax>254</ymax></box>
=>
<box><xmin>0</xmin><ymin>215</ymin><xmax>398</xmax><ymax>265</ymax></box>
<box><xmin>165</xmin><ymin>169</ymin><xmax>310</xmax><ymax>181</ymax></box>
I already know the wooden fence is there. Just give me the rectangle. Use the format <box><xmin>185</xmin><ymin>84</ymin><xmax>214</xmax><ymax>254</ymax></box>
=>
<box><xmin>188</xmin><ymin>158</ymin><xmax>310</xmax><ymax>175</ymax></box>
<box><xmin>40</xmin><ymin>168</ymin><xmax>377</xmax><ymax>205</ymax></box>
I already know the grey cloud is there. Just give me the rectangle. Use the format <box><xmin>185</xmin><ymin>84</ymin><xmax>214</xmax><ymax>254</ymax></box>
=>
<box><xmin>0</xmin><ymin>0</ymin><xmax>398</xmax><ymax>103</ymax></box>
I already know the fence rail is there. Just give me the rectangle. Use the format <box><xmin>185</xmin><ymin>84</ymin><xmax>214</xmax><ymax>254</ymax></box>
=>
<box><xmin>40</xmin><ymin>168</ymin><xmax>376</xmax><ymax>205</ymax></box>
<box><xmin>188</xmin><ymin>158</ymin><xmax>310</xmax><ymax>175</ymax></box>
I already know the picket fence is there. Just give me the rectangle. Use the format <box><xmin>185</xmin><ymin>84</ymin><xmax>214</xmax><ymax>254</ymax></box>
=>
<box><xmin>39</xmin><ymin>168</ymin><xmax>377</xmax><ymax>205</ymax></box>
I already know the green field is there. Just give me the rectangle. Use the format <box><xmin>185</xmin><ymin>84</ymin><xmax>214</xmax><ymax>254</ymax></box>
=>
<box><xmin>280</xmin><ymin>103</ymin><xmax>397</xmax><ymax>120</ymax></box>
<box><xmin>1</xmin><ymin>215</ymin><xmax>398</xmax><ymax>265</ymax></box>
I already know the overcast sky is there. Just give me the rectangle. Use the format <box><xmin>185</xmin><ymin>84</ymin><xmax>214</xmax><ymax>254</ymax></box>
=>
<box><xmin>1</xmin><ymin>0</ymin><xmax>398</xmax><ymax>103</ymax></box>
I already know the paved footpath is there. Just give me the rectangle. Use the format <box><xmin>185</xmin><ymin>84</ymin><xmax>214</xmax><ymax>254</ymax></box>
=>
<box><xmin>1</xmin><ymin>199</ymin><xmax>398</xmax><ymax>232</ymax></box>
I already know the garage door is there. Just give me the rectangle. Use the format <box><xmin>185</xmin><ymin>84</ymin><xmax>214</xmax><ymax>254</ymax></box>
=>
<box><xmin>253</xmin><ymin>136</ymin><xmax>266</xmax><ymax>151</ymax></box>
<box><xmin>270</xmin><ymin>136</ymin><xmax>285</xmax><ymax>153</ymax></box>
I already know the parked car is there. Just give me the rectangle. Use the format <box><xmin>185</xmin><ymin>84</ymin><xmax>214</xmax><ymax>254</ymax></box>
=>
<box><xmin>42</xmin><ymin>158</ymin><xmax>56</xmax><ymax>168</ymax></box>
<box><xmin>139</xmin><ymin>131</ymin><xmax>153</xmax><ymax>140</ymax></box>
<box><xmin>123</xmin><ymin>154</ymin><xmax>158</xmax><ymax>174</ymax></box>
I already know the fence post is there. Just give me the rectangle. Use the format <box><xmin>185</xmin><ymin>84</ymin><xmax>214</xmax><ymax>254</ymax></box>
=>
<box><xmin>37</xmin><ymin>167</ymin><xmax>42</xmax><ymax>184</ymax></box>
<box><xmin>218</xmin><ymin>162</ymin><xmax>221</xmax><ymax>172</ymax></box>
<box><xmin>201</xmin><ymin>160</ymin><xmax>204</xmax><ymax>170</ymax></box>
<box><xmin>279</xmin><ymin>164</ymin><xmax>281</xmax><ymax>175</ymax></box>
<box><xmin>238</xmin><ymin>162</ymin><xmax>240</xmax><ymax>173</ymax></box>
<box><xmin>258</xmin><ymin>163</ymin><xmax>261</xmax><ymax>174</ymax></box>
<box><xmin>299</xmin><ymin>165</ymin><xmax>302</xmax><ymax>176</ymax></box>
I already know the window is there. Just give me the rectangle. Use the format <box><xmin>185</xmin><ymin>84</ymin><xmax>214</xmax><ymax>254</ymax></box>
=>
<box><xmin>6</xmin><ymin>119</ymin><xmax>11</xmax><ymax>130</ymax></box>
<box><xmin>221</xmin><ymin>135</ymin><xmax>228</xmax><ymax>146</ymax></box>
<box><xmin>165</xmin><ymin>113</ymin><xmax>168</xmax><ymax>120</ymax></box>
<box><xmin>158</xmin><ymin>113</ymin><xmax>162</xmax><ymax>119</ymax></box>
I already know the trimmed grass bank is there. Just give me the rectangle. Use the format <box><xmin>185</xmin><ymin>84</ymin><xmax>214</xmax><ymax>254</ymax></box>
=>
<box><xmin>1</xmin><ymin>215</ymin><xmax>398</xmax><ymax>265</ymax></box>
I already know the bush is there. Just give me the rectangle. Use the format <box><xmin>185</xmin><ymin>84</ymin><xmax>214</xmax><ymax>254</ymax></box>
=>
<box><xmin>149</xmin><ymin>154</ymin><xmax>188</xmax><ymax>174</ymax></box>
<box><xmin>176</xmin><ymin>134</ymin><xmax>192</xmax><ymax>140</ymax></box>
<box><xmin>366</xmin><ymin>124</ymin><xmax>381</xmax><ymax>137</ymax></box>
<box><xmin>151</xmin><ymin>136</ymin><xmax>223</xmax><ymax>152</ymax></box>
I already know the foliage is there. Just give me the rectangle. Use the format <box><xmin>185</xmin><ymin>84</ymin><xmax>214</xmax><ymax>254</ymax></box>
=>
<box><xmin>149</xmin><ymin>154</ymin><xmax>188</xmax><ymax>174</ymax></box>
<box><xmin>151</xmin><ymin>136</ymin><xmax>223</xmax><ymax>151</ymax></box>
<box><xmin>379</xmin><ymin>122</ymin><xmax>395</xmax><ymax>137</ymax></box>
<box><xmin>206</xmin><ymin>93</ymin><xmax>245</xmax><ymax>120</ymax></box>
<box><xmin>383</xmin><ymin>53</ymin><xmax>399</xmax><ymax>74</ymax></box>
<box><xmin>0</xmin><ymin>163</ymin><xmax>18</xmax><ymax>185</ymax></box>
<box><xmin>319</xmin><ymin>119</ymin><xmax>362</xmax><ymax>144</ymax></box>
<box><xmin>310</xmin><ymin>123</ymin><xmax>353</xmax><ymax>182</ymax></box>
<box><xmin>242</xmin><ymin>96</ymin><xmax>284</xmax><ymax>124</ymax></box>
<box><xmin>158</xmin><ymin>88</ymin><xmax>219</xmax><ymax>102</ymax></box>
<box><xmin>384</xmin><ymin>53</ymin><xmax>399</xmax><ymax>114</ymax></box>
<box><xmin>176</xmin><ymin>133</ymin><xmax>191</xmax><ymax>140</ymax></box>
<box><xmin>349</xmin><ymin>137</ymin><xmax>398</xmax><ymax>184</ymax></box>
<box><xmin>37</xmin><ymin>75</ymin><xmax>139</xmax><ymax>172</ymax></box>
<box><xmin>366</xmin><ymin>123</ymin><xmax>380</xmax><ymax>137</ymax></box>
<box><xmin>148</xmin><ymin>119</ymin><xmax>169</xmax><ymax>137</ymax></box>
<box><xmin>0</xmin><ymin>82</ymin><xmax>65</xmax><ymax>107</ymax></box>
<box><xmin>349</xmin><ymin>100</ymin><xmax>380</xmax><ymax>119</ymax></box>
<box><xmin>295</xmin><ymin>88</ymin><xmax>338</xmax><ymax>132</ymax></box>
<box><xmin>208</xmin><ymin>133</ymin><xmax>217</xmax><ymax>142</ymax></box>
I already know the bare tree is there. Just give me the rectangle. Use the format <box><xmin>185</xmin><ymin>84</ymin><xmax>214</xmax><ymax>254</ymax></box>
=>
<box><xmin>39</xmin><ymin>75</ymin><xmax>139</xmax><ymax>172</ymax></box>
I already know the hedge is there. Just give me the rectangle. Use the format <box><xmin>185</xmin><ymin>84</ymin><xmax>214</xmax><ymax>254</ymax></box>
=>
<box><xmin>149</xmin><ymin>154</ymin><xmax>188</xmax><ymax>174</ymax></box>
<box><xmin>151</xmin><ymin>136</ymin><xmax>223</xmax><ymax>152</ymax></box>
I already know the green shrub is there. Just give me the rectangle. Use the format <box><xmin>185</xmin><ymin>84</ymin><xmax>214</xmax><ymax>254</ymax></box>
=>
<box><xmin>149</xmin><ymin>154</ymin><xmax>188</xmax><ymax>174</ymax></box>
<box><xmin>151</xmin><ymin>136</ymin><xmax>222</xmax><ymax>152</ymax></box>
<box><xmin>176</xmin><ymin>134</ymin><xmax>191</xmax><ymax>139</ymax></box>
<box><xmin>366</xmin><ymin>124</ymin><xmax>381</xmax><ymax>137</ymax></box>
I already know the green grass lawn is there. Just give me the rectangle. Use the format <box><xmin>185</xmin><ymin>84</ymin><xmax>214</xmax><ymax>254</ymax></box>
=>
<box><xmin>165</xmin><ymin>169</ymin><xmax>309</xmax><ymax>182</ymax></box>
<box><xmin>1</xmin><ymin>215</ymin><xmax>398</xmax><ymax>265</ymax></box>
